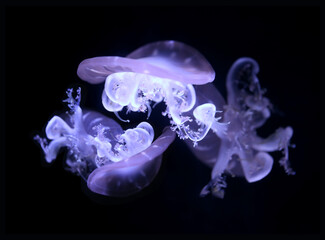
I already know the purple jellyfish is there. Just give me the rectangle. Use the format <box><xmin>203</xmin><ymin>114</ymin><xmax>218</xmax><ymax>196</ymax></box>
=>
<box><xmin>184</xmin><ymin>58</ymin><xmax>295</xmax><ymax>198</ymax></box>
<box><xmin>35</xmin><ymin>41</ymin><xmax>295</xmax><ymax>199</ymax></box>
<box><xmin>77</xmin><ymin>41</ymin><xmax>228</xmax><ymax>144</ymax></box>
<box><xmin>35</xmin><ymin>88</ymin><xmax>176</xmax><ymax>197</ymax></box>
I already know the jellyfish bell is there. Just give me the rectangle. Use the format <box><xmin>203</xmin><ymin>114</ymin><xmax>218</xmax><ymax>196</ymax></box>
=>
<box><xmin>77</xmin><ymin>40</ymin><xmax>215</xmax><ymax>85</ymax></box>
<box><xmin>126</xmin><ymin>40</ymin><xmax>215</xmax><ymax>85</ymax></box>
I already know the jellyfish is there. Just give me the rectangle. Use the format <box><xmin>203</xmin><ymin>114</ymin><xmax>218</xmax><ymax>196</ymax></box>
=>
<box><xmin>35</xmin><ymin>41</ymin><xmax>295</xmax><ymax>199</ymax></box>
<box><xmin>34</xmin><ymin>88</ymin><xmax>176</xmax><ymax>197</ymax></box>
<box><xmin>184</xmin><ymin>58</ymin><xmax>295</xmax><ymax>198</ymax></box>
<box><xmin>77</xmin><ymin>40</ymin><xmax>228</xmax><ymax>144</ymax></box>
<box><xmin>183</xmin><ymin>83</ymin><xmax>226</xmax><ymax>168</ymax></box>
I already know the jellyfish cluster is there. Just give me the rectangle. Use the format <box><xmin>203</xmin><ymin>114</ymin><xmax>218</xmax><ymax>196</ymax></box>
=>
<box><xmin>35</xmin><ymin>40</ymin><xmax>295</xmax><ymax>198</ymax></box>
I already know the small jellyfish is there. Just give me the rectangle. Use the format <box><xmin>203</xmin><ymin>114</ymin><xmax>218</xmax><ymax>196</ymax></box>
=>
<box><xmin>183</xmin><ymin>83</ymin><xmax>226</xmax><ymax>168</ymax></box>
<box><xmin>34</xmin><ymin>88</ymin><xmax>176</xmax><ymax>196</ymax></box>
<box><xmin>78</xmin><ymin>41</ymin><xmax>227</xmax><ymax>143</ymax></box>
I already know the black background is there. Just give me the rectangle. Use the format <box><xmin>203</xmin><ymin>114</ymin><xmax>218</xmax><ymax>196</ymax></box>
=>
<box><xmin>3</xmin><ymin>3</ymin><xmax>321</xmax><ymax>237</ymax></box>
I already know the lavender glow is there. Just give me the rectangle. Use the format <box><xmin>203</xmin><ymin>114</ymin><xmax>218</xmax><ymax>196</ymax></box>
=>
<box><xmin>35</xmin><ymin>41</ymin><xmax>295</xmax><ymax>198</ymax></box>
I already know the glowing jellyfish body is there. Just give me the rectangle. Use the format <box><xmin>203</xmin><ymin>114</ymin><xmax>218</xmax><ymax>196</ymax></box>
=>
<box><xmin>194</xmin><ymin>58</ymin><xmax>295</xmax><ymax>198</ymax></box>
<box><xmin>35</xmin><ymin>88</ymin><xmax>175</xmax><ymax>196</ymax></box>
<box><xmin>35</xmin><ymin>41</ymin><xmax>295</xmax><ymax>199</ymax></box>
<box><xmin>78</xmin><ymin>41</ymin><xmax>226</xmax><ymax>143</ymax></box>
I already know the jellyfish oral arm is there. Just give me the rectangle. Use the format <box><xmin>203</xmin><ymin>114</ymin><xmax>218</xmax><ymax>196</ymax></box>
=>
<box><xmin>35</xmin><ymin>89</ymin><xmax>155</xmax><ymax>170</ymax></box>
<box><xmin>87</xmin><ymin>127</ymin><xmax>176</xmax><ymax>197</ymax></box>
<box><xmin>102</xmin><ymin>72</ymin><xmax>228</xmax><ymax>143</ymax></box>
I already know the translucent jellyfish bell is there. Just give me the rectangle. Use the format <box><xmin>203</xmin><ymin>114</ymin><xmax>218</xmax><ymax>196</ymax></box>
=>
<box><xmin>34</xmin><ymin>88</ymin><xmax>176</xmax><ymax>197</ymax></box>
<box><xmin>77</xmin><ymin>40</ymin><xmax>215</xmax><ymax>85</ymax></box>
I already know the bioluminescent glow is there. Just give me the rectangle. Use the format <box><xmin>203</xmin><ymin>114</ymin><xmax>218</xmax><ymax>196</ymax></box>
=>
<box><xmin>35</xmin><ymin>88</ymin><xmax>154</xmax><ymax>166</ymax></box>
<box><xmin>88</xmin><ymin>127</ymin><xmax>175</xmax><ymax>197</ymax></box>
<box><xmin>184</xmin><ymin>58</ymin><xmax>295</xmax><ymax>198</ymax></box>
<box><xmin>79</xmin><ymin>41</ymin><xmax>228</xmax><ymax>144</ymax></box>
<box><xmin>35</xmin><ymin>41</ymin><xmax>295</xmax><ymax>198</ymax></box>
<box><xmin>34</xmin><ymin>88</ymin><xmax>175</xmax><ymax>196</ymax></box>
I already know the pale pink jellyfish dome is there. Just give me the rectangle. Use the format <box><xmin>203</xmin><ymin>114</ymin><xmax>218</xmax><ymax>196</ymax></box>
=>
<box><xmin>77</xmin><ymin>40</ymin><xmax>215</xmax><ymax>85</ymax></box>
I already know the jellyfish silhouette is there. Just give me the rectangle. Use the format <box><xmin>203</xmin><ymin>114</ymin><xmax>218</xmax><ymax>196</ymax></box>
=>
<box><xmin>184</xmin><ymin>58</ymin><xmax>295</xmax><ymax>198</ymax></box>
<box><xmin>35</xmin><ymin>88</ymin><xmax>176</xmax><ymax>197</ymax></box>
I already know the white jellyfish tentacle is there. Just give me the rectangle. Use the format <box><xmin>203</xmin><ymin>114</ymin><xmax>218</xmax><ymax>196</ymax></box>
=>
<box><xmin>114</xmin><ymin>111</ymin><xmax>130</xmax><ymax>123</ymax></box>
